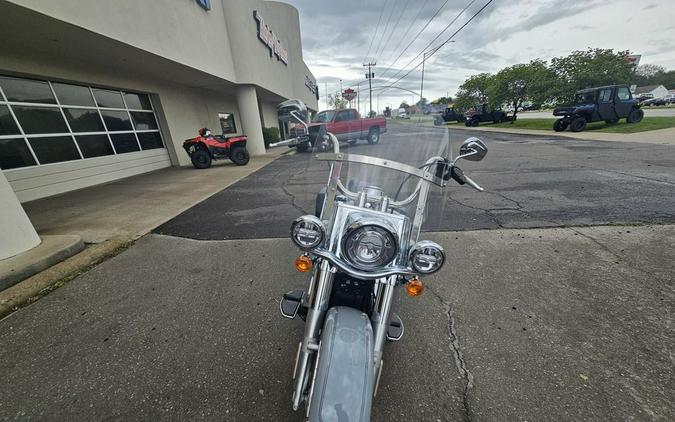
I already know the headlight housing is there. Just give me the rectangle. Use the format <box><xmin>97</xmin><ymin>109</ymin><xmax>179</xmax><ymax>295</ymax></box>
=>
<box><xmin>409</xmin><ymin>241</ymin><xmax>445</xmax><ymax>274</ymax></box>
<box><xmin>290</xmin><ymin>215</ymin><xmax>325</xmax><ymax>249</ymax></box>
<box><xmin>342</xmin><ymin>222</ymin><xmax>398</xmax><ymax>270</ymax></box>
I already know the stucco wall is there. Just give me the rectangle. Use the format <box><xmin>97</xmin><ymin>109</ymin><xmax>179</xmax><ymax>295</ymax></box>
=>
<box><xmin>260</xmin><ymin>101</ymin><xmax>279</xmax><ymax>129</ymax></box>
<box><xmin>6</xmin><ymin>0</ymin><xmax>318</xmax><ymax>110</ymax></box>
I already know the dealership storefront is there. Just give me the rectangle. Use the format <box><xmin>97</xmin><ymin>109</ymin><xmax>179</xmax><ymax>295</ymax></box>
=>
<box><xmin>0</xmin><ymin>0</ymin><xmax>318</xmax><ymax>259</ymax></box>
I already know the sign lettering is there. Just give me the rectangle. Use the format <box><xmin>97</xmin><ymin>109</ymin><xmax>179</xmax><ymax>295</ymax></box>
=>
<box><xmin>254</xmin><ymin>10</ymin><xmax>289</xmax><ymax>65</ymax></box>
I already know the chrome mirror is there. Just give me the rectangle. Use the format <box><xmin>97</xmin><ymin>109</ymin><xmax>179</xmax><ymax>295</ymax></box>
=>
<box><xmin>456</xmin><ymin>137</ymin><xmax>488</xmax><ymax>163</ymax></box>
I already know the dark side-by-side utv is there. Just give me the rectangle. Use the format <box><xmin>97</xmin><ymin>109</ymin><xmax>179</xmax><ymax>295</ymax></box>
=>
<box><xmin>552</xmin><ymin>84</ymin><xmax>644</xmax><ymax>132</ymax></box>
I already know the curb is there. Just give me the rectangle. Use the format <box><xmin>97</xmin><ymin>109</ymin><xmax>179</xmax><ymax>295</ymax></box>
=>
<box><xmin>0</xmin><ymin>235</ymin><xmax>84</xmax><ymax>291</ymax></box>
<box><xmin>0</xmin><ymin>237</ymin><xmax>133</xmax><ymax>320</ymax></box>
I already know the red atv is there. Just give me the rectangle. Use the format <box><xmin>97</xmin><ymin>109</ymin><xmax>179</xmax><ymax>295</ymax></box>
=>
<box><xmin>183</xmin><ymin>128</ymin><xmax>250</xmax><ymax>169</ymax></box>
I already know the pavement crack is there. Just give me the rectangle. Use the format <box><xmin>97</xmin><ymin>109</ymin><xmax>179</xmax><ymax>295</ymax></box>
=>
<box><xmin>280</xmin><ymin>183</ymin><xmax>307</xmax><ymax>215</ymax></box>
<box><xmin>427</xmin><ymin>286</ymin><xmax>475</xmax><ymax>422</ymax></box>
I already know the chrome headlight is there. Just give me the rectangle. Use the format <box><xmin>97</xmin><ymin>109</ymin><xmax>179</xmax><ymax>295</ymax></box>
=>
<box><xmin>342</xmin><ymin>222</ymin><xmax>398</xmax><ymax>270</ymax></box>
<box><xmin>409</xmin><ymin>241</ymin><xmax>445</xmax><ymax>274</ymax></box>
<box><xmin>290</xmin><ymin>215</ymin><xmax>325</xmax><ymax>249</ymax></box>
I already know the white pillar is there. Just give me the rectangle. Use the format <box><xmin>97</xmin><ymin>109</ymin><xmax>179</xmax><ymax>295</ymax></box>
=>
<box><xmin>0</xmin><ymin>171</ymin><xmax>40</xmax><ymax>260</ymax></box>
<box><xmin>236</xmin><ymin>85</ymin><xmax>266</xmax><ymax>156</ymax></box>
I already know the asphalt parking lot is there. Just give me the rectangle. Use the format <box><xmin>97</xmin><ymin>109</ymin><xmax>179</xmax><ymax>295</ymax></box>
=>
<box><xmin>1</xmin><ymin>124</ymin><xmax>674</xmax><ymax>421</ymax></box>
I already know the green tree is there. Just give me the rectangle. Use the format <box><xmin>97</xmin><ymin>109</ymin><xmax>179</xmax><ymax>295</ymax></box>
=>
<box><xmin>327</xmin><ymin>93</ymin><xmax>347</xmax><ymax>109</ymax></box>
<box><xmin>549</xmin><ymin>48</ymin><xmax>633</xmax><ymax>104</ymax></box>
<box><xmin>430</xmin><ymin>96</ymin><xmax>453</xmax><ymax>105</ymax></box>
<box><xmin>454</xmin><ymin>73</ymin><xmax>495</xmax><ymax>112</ymax></box>
<box><xmin>399</xmin><ymin>100</ymin><xmax>409</xmax><ymax>110</ymax></box>
<box><xmin>488</xmin><ymin>60</ymin><xmax>556</xmax><ymax>122</ymax></box>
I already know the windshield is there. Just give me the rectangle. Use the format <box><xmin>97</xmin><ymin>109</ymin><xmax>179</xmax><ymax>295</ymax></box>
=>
<box><xmin>295</xmin><ymin>124</ymin><xmax>461</xmax><ymax>231</ymax></box>
<box><xmin>575</xmin><ymin>91</ymin><xmax>596</xmax><ymax>104</ymax></box>
<box><xmin>312</xmin><ymin>111</ymin><xmax>335</xmax><ymax>123</ymax></box>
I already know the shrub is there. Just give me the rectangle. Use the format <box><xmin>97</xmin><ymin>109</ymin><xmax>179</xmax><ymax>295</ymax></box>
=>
<box><xmin>262</xmin><ymin>126</ymin><xmax>280</xmax><ymax>149</ymax></box>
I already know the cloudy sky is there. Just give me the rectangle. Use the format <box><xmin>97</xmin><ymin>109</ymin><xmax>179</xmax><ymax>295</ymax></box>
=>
<box><xmin>278</xmin><ymin>0</ymin><xmax>675</xmax><ymax>111</ymax></box>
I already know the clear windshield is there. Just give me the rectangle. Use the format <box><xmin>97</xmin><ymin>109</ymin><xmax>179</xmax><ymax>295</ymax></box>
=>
<box><xmin>312</xmin><ymin>111</ymin><xmax>335</xmax><ymax>123</ymax></box>
<box><xmin>295</xmin><ymin>121</ymin><xmax>461</xmax><ymax>227</ymax></box>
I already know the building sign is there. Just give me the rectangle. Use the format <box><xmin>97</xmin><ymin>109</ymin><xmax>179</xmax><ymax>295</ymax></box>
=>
<box><xmin>305</xmin><ymin>75</ymin><xmax>318</xmax><ymax>95</ymax></box>
<box><xmin>625</xmin><ymin>54</ymin><xmax>641</xmax><ymax>68</ymax></box>
<box><xmin>254</xmin><ymin>10</ymin><xmax>289</xmax><ymax>65</ymax></box>
<box><xmin>342</xmin><ymin>88</ymin><xmax>357</xmax><ymax>101</ymax></box>
<box><xmin>195</xmin><ymin>0</ymin><xmax>211</xmax><ymax>11</ymax></box>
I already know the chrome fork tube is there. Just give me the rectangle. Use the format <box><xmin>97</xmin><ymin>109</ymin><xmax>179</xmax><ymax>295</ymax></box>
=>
<box><xmin>372</xmin><ymin>276</ymin><xmax>397</xmax><ymax>375</ymax></box>
<box><xmin>292</xmin><ymin>259</ymin><xmax>335</xmax><ymax>410</ymax></box>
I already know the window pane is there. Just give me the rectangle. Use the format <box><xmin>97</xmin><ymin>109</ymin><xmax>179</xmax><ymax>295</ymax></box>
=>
<box><xmin>0</xmin><ymin>104</ymin><xmax>21</xmax><ymax>135</ymax></box>
<box><xmin>0</xmin><ymin>76</ymin><xmax>56</xmax><ymax>104</ymax></box>
<box><xmin>0</xmin><ymin>138</ymin><xmax>36</xmax><ymax>169</ymax></box>
<box><xmin>52</xmin><ymin>83</ymin><xmax>95</xmax><ymax>106</ymax></box>
<box><xmin>12</xmin><ymin>106</ymin><xmax>68</xmax><ymax>134</ymax></box>
<box><xmin>92</xmin><ymin>88</ymin><xmax>124</xmax><ymax>108</ymax></box>
<box><xmin>618</xmin><ymin>88</ymin><xmax>630</xmax><ymax>101</ymax></box>
<box><xmin>110</xmin><ymin>133</ymin><xmax>140</xmax><ymax>153</ymax></box>
<box><xmin>64</xmin><ymin>108</ymin><xmax>105</xmax><ymax>132</ymax></box>
<box><xmin>124</xmin><ymin>92</ymin><xmax>152</xmax><ymax>110</ymax></box>
<box><xmin>100</xmin><ymin>110</ymin><xmax>132</xmax><ymax>131</ymax></box>
<box><xmin>137</xmin><ymin>132</ymin><xmax>163</xmax><ymax>150</ymax></box>
<box><xmin>28</xmin><ymin>136</ymin><xmax>81</xmax><ymax>164</ymax></box>
<box><xmin>219</xmin><ymin>113</ymin><xmax>237</xmax><ymax>134</ymax></box>
<box><xmin>130</xmin><ymin>111</ymin><xmax>158</xmax><ymax>130</ymax></box>
<box><xmin>75</xmin><ymin>134</ymin><xmax>114</xmax><ymax>158</ymax></box>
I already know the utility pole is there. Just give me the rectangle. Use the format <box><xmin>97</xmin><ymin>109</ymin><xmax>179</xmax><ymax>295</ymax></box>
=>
<box><xmin>420</xmin><ymin>50</ymin><xmax>432</xmax><ymax>116</ymax></box>
<box><xmin>364</xmin><ymin>62</ymin><xmax>376</xmax><ymax>116</ymax></box>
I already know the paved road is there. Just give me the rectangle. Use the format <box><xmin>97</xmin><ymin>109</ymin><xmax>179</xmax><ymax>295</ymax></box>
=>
<box><xmin>2</xmin><ymin>123</ymin><xmax>674</xmax><ymax>421</ymax></box>
<box><xmin>519</xmin><ymin>107</ymin><xmax>675</xmax><ymax>119</ymax></box>
<box><xmin>156</xmin><ymin>124</ymin><xmax>675</xmax><ymax>240</ymax></box>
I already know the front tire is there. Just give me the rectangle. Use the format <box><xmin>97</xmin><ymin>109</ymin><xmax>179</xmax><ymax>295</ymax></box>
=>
<box><xmin>553</xmin><ymin>118</ymin><xmax>568</xmax><ymax>132</ymax></box>
<box><xmin>191</xmin><ymin>149</ymin><xmax>212</xmax><ymax>169</ymax></box>
<box><xmin>296</xmin><ymin>142</ymin><xmax>310</xmax><ymax>153</ymax></box>
<box><xmin>570</xmin><ymin>117</ymin><xmax>587</xmax><ymax>132</ymax></box>
<box><xmin>229</xmin><ymin>146</ymin><xmax>250</xmax><ymax>165</ymax></box>
<box><xmin>367</xmin><ymin>127</ymin><xmax>380</xmax><ymax>145</ymax></box>
<box><xmin>627</xmin><ymin>108</ymin><xmax>644</xmax><ymax>123</ymax></box>
<box><xmin>470</xmin><ymin>119</ymin><xmax>479</xmax><ymax>127</ymax></box>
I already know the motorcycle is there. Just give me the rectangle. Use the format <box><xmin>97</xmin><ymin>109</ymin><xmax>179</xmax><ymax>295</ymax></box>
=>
<box><xmin>275</xmin><ymin>99</ymin><xmax>488</xmax><ymax>421</ymax></box>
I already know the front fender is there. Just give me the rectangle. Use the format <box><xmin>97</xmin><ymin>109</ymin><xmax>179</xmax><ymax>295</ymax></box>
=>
<box><xmin>308</xmin><ymin>306</ymin><xmax>374</xmax><ymax>422</ymax></box>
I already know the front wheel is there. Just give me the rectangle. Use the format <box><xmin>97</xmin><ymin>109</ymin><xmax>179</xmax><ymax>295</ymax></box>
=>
<box><xmin>191</xmin><ymin>149</ymin><xmax>212</xmax><ymax>169</ymax></box>
<box><xmin>229</xmin><ymin>146</ymin><xmax>250</xmax><ymax>165</ymax></box>
<box><xmin>553</xmin><ymin>118</ymin><xmax>568</xmax><ymax>132</ymax></box>
<box><xmin>296</xmin><ymin>142</ymin><xmax>310</xmax><ymax>153</ymax></box>
<box><xmin>367</xmin><ymin>128</ymin><xmax>380</xmax><ymax>145</ymax></box>
<box><xmin>433</xmin><ymin>117</ymin><xmax>443</xmax><ymax>126</ymax></box>
<box><xmin>569</xmin><ymin>117</ymin><xmax>587</xmax><ymax>132</ymax></box>
<box><xmin>470</xmin><ymin>119</ymin><xmax>479</xmax><ymax>127</ymax></box>
<box><xmin>627</xmin><ymin>108</ymin><xmax>644</xmax><ymax>123</ymax></box>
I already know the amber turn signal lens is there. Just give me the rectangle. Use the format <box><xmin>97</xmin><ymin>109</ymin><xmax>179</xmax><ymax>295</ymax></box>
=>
<box><xmin>406</xmin><ymin>278</ymin><xmax>424</xmax><ymax>296</ymax></box>
<box><xmin>295</xmin><ymin>255</ymin><xmax>313</xmax><ymax>272</ymax></box>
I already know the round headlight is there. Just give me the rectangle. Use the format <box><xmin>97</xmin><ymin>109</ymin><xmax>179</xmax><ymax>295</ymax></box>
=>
<box><xmin>342</xmin><ymin>223</ymin><xmax>398</xmax><ymax>270</ymax></box>
<box><xmin>290</xmin><ymin>215</ymin><xmax>325</xmax><ymax>249</ymax></box>
<box><xmin>409</xmin><ymin>241</ymin><xmax>445</xmax><ymax>274</ymax></box>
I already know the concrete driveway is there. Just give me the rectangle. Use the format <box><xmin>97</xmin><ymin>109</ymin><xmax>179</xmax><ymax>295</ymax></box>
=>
<box><xmin>1</xmin><ymin>124</ymin><xmax>673</xmax><ymax>421</ymax></box>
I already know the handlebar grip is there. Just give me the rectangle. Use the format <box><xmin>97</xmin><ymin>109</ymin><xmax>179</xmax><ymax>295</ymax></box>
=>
<box><xmin>463</xmin><ymin>174</ymin><xmax>484</xmax><ymax>192</ymax></box>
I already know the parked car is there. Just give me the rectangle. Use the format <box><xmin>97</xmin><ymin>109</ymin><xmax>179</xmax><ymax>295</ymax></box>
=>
<box><xmin>290</xmin><ymin>108</ymin><xmax>387</xmax><ymax>151</ymax></box>
<box><xmin>433</xmin><ymin>107</ymin><xmax>464</xmax><ymax>125</ymax></box>
<box><xmin>552</xmin><ymin>85</ymin><xmax>643</xmax><ymax>132</ymax></box>
<box><xmin>464</xmin><ymin>104</ymin><xmax>508</xmax><ymax>126</ymax></box>
<box><xmin>641</xmin><ymin>97</ymin><xmax>667</xmax><ymax>106</ymax></box>
<box><xmin>397</xmin><ymin>108</ymin><xmax>409</xmax><ymax>119</ymax></box>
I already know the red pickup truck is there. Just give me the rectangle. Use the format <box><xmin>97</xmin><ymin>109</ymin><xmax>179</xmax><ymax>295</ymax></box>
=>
<box><xmin>293</xmin><ymin>108</ymin><xmax>387</xmax><ymax>152</ymax></box>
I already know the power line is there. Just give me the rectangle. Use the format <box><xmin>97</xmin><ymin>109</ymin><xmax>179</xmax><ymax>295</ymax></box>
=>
<box><xmin>373</xmin><ymin>0</ymin><xmax>411</xmax><ymax>64</ymax></box>
<box><xmin>363</xmin><ymin>0</ymin><xmax>389</xmax><ymax>64</ymax></box>
<box><xmin>377</xmin><ymin>0</ymin><xmax>452</xmax><ymax>81</ymax></box>
<box><xmin>380</xmin><ymin>0</ymin><xmax>496</xmax><ymax>93</ymax></box>
<box><xmin>377</xmin><ymin>0</ymin><xmax>429</xmax><ymax>68</ymax></box>
<box><xmin>371</xmin><ymin>0</ymin><xmax>403</xmax><ymax>64</ymax></box>
<box><xmin>382</xmin><ymin>0</ymin><xmax>477</xmax><ymax>85</ymax></box>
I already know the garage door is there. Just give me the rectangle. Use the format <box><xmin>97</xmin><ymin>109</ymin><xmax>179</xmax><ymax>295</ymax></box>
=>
<box><xmin>0</xmin><ymin>75</ymin><xmax>171</xmax><ymax>202</ymax></box>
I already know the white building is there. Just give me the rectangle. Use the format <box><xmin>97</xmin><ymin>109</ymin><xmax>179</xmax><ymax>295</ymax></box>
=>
<box><xmin>632</xmin><ymin>84</ymin><xmax>669</xmax><ymax>99</ymax></box>
<box><xmin>0</xmin><ymin>0</ymin><xmax>318</xmax><ymax>259</ymax></box>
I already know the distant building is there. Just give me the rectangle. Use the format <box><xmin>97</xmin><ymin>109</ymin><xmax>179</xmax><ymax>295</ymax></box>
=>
<box><xmin>632</xmin><ymin>85</ymin><xmax>669</xmax><ymax>99</ymax></box>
